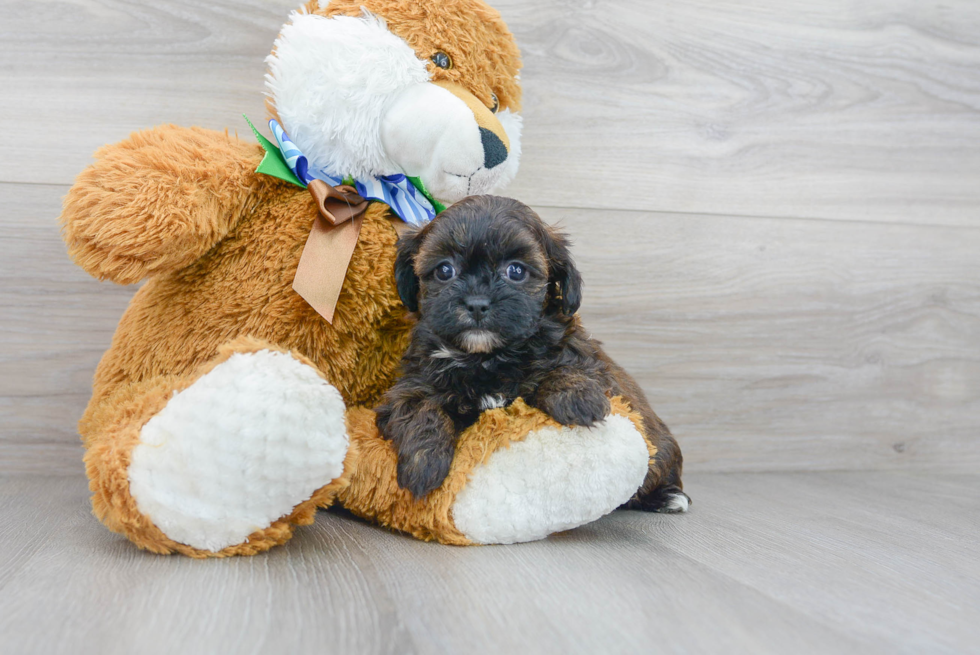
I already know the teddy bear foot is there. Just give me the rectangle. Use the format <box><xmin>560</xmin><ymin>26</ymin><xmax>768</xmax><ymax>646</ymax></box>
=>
<box><xmin>339</xmin><ymin>400</ymin><xmax>652</xmax><ymax>546</ymax></box>
<box><xmin>451</xmin><ymin>413</ymin><xmax>651</xmax><ymax>544</ymax></box>
<box><xmin>127</xmin><ymin>349</ymin><xmax>348</xmax><ymax>553</ymax></box>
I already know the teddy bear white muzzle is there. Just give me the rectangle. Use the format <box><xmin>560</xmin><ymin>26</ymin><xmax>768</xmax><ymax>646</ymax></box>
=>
<box><xmin>267</xmin><ymin>11</ymin><xmax>522</xmax><ymax>206</ymax></box>
<box><xmin>381</xmin><ymin>82</ymin><xmax>522</xmax><ymax>203</ymax></box>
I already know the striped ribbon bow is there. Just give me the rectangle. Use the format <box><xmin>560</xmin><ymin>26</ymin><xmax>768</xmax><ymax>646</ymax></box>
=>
<box><xmin>269</xmin><ymin>119</ymin><xmax>436</xmax><ymax>228</ymax></box>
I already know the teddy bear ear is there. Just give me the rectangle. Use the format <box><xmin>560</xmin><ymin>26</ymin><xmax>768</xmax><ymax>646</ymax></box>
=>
<box><xmin>394</xmin><ymin>229</ymin><xmax>423</xmax><ymax>313</ymax></box>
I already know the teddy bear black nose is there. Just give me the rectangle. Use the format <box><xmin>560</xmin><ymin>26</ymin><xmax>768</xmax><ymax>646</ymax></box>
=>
<box><xmin>480</xmin><ymin>128</ymin><xmax>508</xmax><ymax>170</ymax></box>
<box><xmin>465</xmin><ymin>296</ymin><xmax>491</xmax><ymax>322</ymax></box>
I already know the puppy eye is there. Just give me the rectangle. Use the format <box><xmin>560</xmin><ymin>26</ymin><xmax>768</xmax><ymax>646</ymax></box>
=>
<box><xmin>505</xmin><ymin>262</ymin><xmax>528</xmax><ymax>282</ymax></box>
<box><xmin>431</xmin><ymin>51</ymin><xmax>453</xmax><ymax>70</ymax></box>
<box><xmin>434</xmin><ymin>262</ymin><xmax>456</xmax><ymax>281</ymax></box>
<box><xmin>490</xmin><ymin>93</ymin><xmax>499</xmax><ymax>113</ymax></box>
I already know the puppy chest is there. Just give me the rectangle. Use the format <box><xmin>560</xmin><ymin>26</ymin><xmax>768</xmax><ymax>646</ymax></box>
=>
<box><xmin>442</xmin><ymin>369</ymin><xmax>523</xmax><ymax>422</ymax></box>
<box><xmin>479</xmin><ymin>394</ymin><xmax>509</xmax><ymax>410</ymax></box>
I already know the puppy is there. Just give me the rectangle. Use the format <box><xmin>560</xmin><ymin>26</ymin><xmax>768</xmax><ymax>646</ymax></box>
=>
<box><xmin>376</xmin><ymin>195</ymin><xmax>689</xmax><ymax>512</ymax></box>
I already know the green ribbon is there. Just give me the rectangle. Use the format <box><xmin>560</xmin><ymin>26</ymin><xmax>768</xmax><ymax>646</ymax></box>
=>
<box><xmin>243</xmin><ymin>114</ymin><xmax>446</xmax><ymax>214</ymax></box>
<box><xmin>244</xmin><ymin>114</ymin><xmax>305</xmax><ymax>188</ymax></box>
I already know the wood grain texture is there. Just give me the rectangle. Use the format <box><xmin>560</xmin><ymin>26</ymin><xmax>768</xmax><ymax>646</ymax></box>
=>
<box><xmin>2</xmin><ymin>2</ymin><xmax>978</xmax><ymax>652</ymax></box>
<box><xmin>0</xmin><ymin>182</ymin><xmax>134</xmax><ymax>474</ymax></box>
<box><xmin>2</xmin><ymin>0</ymin><xmax>980</xmax><ymax>224</ymax></box>
<box><xmin>501</xmin><ymin>0</ymin><xmax>980</xmax><ymax>224</ymax></box>
<box><xmin>0</xmin><ymin>0</ymin><xmax>295</xmax><ymax>189</ymax></box>
<box><xmin>0</xmin><ymin>471</ymin><xmax>977</xmax><ymax>654</ymax></box>
<box><xmin>3</xmin><ymin>183</ymin><xmax>978</xmax><ymax>474</ymax></box>
<box><xmin>545</xmin><ymin>206</ymin><xmax>980</xmax><ymax>473</ymax></box>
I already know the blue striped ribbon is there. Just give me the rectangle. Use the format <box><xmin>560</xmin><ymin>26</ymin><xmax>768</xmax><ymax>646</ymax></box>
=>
<box><xmin>269</xmin><ymin>119</ymin><xmax>436</xmax><ymax>228</ymax></box>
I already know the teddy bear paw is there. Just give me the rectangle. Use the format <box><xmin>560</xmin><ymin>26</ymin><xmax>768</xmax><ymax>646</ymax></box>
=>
<box><xmin>127</xmin><ymin>350</ymin><xmax>348</xmax><ymax>552</ymax></box>
<box><xmin>451</xmin><ymin>414</ymin><xmax>650</xmax><ymax>544</ymax></box>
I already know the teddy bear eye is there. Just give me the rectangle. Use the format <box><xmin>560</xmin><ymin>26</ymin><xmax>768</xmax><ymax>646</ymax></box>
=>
<box><xmin>435</xmin><ymin>262</ymin><xmax>456</xmax><ymax>281</ymax></box>
<box><xmin>490</xmin><ymin>93</ymin><xmax>499</xmax><ymax>113</ymax></box>
<box><xmin>505</xmin><ymin>262</ymin><xmax>527</xmax><ymax>282</ymax></box>
<box><xmin>431</xmin><ymin>51</ymin><xmax>453</xmax><ymax>70</ymax></box>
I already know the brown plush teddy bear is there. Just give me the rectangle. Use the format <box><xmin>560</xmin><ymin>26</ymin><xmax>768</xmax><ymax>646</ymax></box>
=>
<box><xmin>59</xmin><ymin>0</ymin><xmax>661</xmax><ymax>558</ymax></box>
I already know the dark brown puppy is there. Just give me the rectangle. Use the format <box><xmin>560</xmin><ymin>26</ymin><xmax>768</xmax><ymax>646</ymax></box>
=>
<box><xmin>376</xmin><ymin>195</ymin><xmax>689</xmax><ymax>512</ymax></box>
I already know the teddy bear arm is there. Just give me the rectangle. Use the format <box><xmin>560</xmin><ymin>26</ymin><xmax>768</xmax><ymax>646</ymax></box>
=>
<box><xmin>59</xmin><ymin>125</ymin><xmax>265</xmax><ymax>284</ymax></box>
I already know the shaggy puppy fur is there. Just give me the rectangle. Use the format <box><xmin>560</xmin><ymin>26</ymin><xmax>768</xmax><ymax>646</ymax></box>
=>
<box><xmin>376</xmin><ymin>196</ymin><xmax>689</xmax><ymax>511</ymax></box>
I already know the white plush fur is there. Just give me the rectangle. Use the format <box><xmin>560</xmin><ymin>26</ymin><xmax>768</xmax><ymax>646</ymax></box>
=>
<box><xmin>451</xmin><ymin>414</ymin><xmax>650</xmax><ymax>545</ymax></box>
<box><xmin>266</xmin><ymin>12</ymin><xmax>430</xmax><ymax>180</ymax></box>
<box><xmin>266</xmin><ymin>11</ymin><xmax>523</xmax><ymax>204</ymax></box>
<box><xmin>128</xmin><ymin>351</ymin><xmax>348</xmax><ymax>552</ymax></box>
<box><xmin>381</xmin><ymin>85</ymin><xmax>522</xmax><ymax>202</ymax></box>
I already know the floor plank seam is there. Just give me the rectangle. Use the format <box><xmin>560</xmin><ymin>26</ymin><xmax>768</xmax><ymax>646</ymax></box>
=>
<box><xmin>5</xmin><ymin>181</ymin><xmax>979</xmax><ymax>233</ymax></box>
<box><xmin>0</xmin><ymin>180</ymin><xmax>71</xmax><ymax>189</ymax></box>
<box><xmin>532</xmin><ymin>202</ymin><xmax>980</xmax><ymax>232</ymax></box>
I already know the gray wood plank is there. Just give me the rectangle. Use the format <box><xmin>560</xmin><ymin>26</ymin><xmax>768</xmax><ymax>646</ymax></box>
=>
<box><xmin>3</xmin><ymin>183</ymin><xmax>978</xmax><ymax>474</ymax></box>
<box><xmin>4</xmin><ymin>2</ymin><xmax>978</xmax><ymax>652</ymax></box>
<box><xmin>547</xmin><ymin>206</ymin><xmax>980</xmax><ymax>473</ymax></box>
<box><xmin>0</xmin><ymin>0</ymin><xmax>303</xmax><ymax>186</ymax></box>
<box><xmin>502</xmin><ymin>0</ymin><xmax>980</xmax><ymax>225</ymax></box>
<box><xmin>0</xmin><ymin>471</ymin><xmax>977</xmax><ymax>654</ymax></box>
<box><xmin>0</xmin><ymin>181</ymin><xmax>134</xmax><ymax>473</ymax></box>
<box><xmin>629</xmin><ymin>471</ymin><xmax>980</xmax><ymax>653</ymax></box>
<box><xmin>3</xmin><ymin>0</ymin><xmax>980</xmax><ymax>225</ymax></box>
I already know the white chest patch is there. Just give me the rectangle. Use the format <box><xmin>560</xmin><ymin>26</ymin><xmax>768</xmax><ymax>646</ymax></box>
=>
<box><xmin>451</xmin><ymin>414</ymin><xmax>649</xmax><ymax>545</ymax></box>
<box><xmin>479</xmin><ymin>394</ymin><xmax>508</xmax><ymax>410</ymax></box>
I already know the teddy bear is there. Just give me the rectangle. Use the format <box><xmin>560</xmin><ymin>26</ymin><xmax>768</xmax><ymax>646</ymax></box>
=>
<box><xmin>59</xmin><ymin>0</ymin><xmax>660</xmax><ymax>558</ymax></box>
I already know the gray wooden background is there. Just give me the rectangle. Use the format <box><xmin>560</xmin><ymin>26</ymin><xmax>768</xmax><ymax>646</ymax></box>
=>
<box><xmin>2</xmin><ymin>2</ymin><xmax>980</xmax><ymax>653</ymax></box>
<box><xmin>2</xmin><ymin>0</ymin><xmax>977</xmax><ymax>475</ymax></box>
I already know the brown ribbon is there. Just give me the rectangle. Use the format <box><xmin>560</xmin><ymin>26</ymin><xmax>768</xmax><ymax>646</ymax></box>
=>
<box><xmin>307</xmin><ymin>179</ymin><xmax>369</xmax><ymax>226</ymax></box>
<box><xmin>292</xmin><ymin>179</ymin><xmax>370</xmax><ymax>323</ymax></box>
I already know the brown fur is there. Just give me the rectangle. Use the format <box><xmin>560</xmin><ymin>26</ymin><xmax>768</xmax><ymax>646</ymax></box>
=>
<box><xmin>57</xmin><ymin>3</ymin><xmax>654</xmax><ymax>555</ymax></box>
<box><xmin>376</xmin><ymin>196</ymin><xmax>686</xmax><ymax>505</ymax></box>
<box><xmin>307</xmin><ymin>0</ymin><xmax>521</xmax><ymax>112</ymax></box>
<box><xmin>63</xmin><ymin>127</ymin><xmax>412</xmax><ymax>411</ymax></box>
<box><xmin>267</xmin><ymin>1</ymin><xmax>521</xmax><ymax>125</ymax></box>
<box><xmin>59</xmin><ymin>123</ymin><xmax>414</xmax><ymax>553</ymax></box>
<box><xmin>81</xmin><ymin>337</ymin><xmax>348</xmax><ymax>558</ymax></box>
<box><xmin>339</xmin><ymin>397</ymin><xmax>649</xmax><ymax>545</ymax></box>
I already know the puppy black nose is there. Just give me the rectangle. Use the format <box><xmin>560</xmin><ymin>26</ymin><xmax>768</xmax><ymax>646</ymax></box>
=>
<box><xmin>480</xmin><ymin>128</ymin><xmax>508</xmax><ymax>170</ymax></box>
<box><xmin>465</xmin><ymin>296</ymin><xmax>491</xmax><ymax>321</ymax></box>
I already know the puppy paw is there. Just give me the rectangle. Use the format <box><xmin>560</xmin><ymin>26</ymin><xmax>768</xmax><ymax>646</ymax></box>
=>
<box><xmin>538</xmin><ymin>382</ymin><xmax>611</xmax><ymax>428</ymax></box>
<box><xmin>397</xmin><ymin>441</ymin><xmax>454</xmax><ymax>499</ymax></box>
<box><xmin>625</xmin><ymin>485</ymin><xmax>692</xmax><ymax>514</ymax></box>
<box><xmin>377</xmin><ymin>398</ymin><xmax>457</xmax><ymax>499</ymax></box>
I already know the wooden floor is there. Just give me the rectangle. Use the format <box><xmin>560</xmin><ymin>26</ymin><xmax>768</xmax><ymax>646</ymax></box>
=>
<box><xmin>2</xmin><ymin>0</ymin><xmax>980</xmax><ymax>652</ymax></box>
<box><xmin>1</xmin><ymin>470</ymin><xmax>977</xmax><ymax>655</ymax></box>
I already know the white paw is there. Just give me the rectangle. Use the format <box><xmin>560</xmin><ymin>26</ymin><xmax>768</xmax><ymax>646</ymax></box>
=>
<box><xmin>128</xmin><ymin>350</ymin><xmax>348</xmax><ymax>552</ymax></box>
<box><xmin>663</xmin><ymin>491</ymin><xmax>690</xmax><ymax>513</ymax></box>
<box><xmin>451</xmin><ymin>414</ymin><xmax>649</xmax><ymax>544</ymax></box>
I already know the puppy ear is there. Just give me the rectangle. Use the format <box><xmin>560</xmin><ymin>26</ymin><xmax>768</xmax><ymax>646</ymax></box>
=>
<box><xmin>542</xmin><ymin>226</ymin><xmax>583</xmax><ymax>316</ymax></box>
<box><xmin>394</xmin><ymin>229</ymin><xmax>422</xmax><ymax>313</ymax></box>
